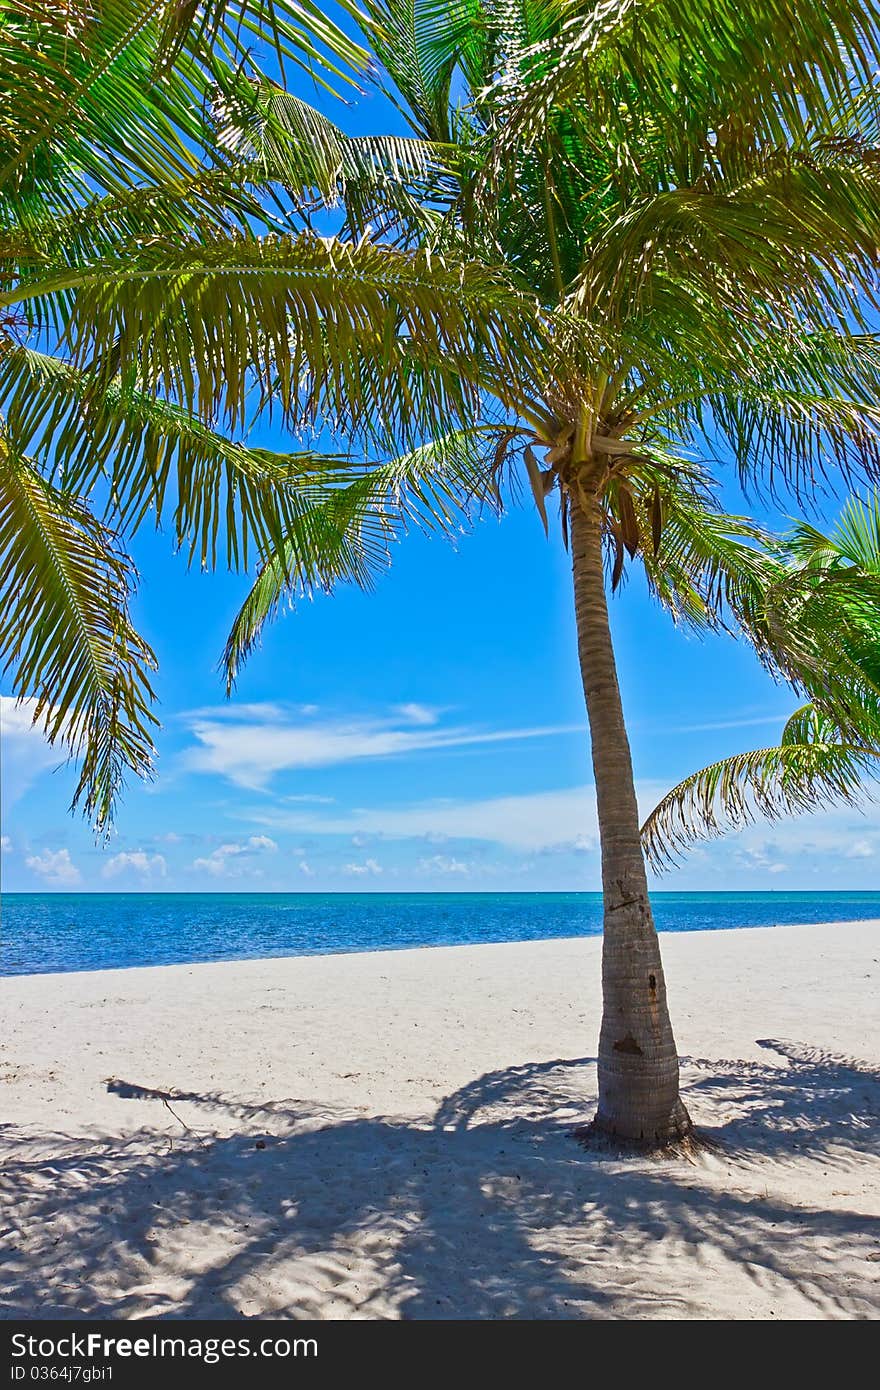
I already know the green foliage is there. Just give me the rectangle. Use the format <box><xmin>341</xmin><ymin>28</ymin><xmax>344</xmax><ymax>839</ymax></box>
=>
<box><xmin>641</xmin><ymin>710</ymin><xmax>879</xmax><ymax>870</ymax></box>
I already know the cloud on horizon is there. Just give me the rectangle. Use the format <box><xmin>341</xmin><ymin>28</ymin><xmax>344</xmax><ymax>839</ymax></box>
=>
<box><xmin>191</xmin><ymin>834</ymin><xmax>279</xmax><ymax>879</ymax></box>
<box><xmin>244</xmin><ymin>783</ymin><xmax>621</xmax><ymax>852</ymax></box>
<box><xmin>25</xmin><ymin>847</ymin><xmax>80</xmax><ymax>886</ymax></box>
<box><xmin>238</xmin><ymin>776</ymin><xmax>880</xmax><ymax>868</ymax></box>
<box><xmin>343</xmin><ymin>857</ymin><xmax>383</xmax><ymax>877</ymax></box>
<box><xmin>102</xmin><ymin>850</ymin><xmax>167</xmax><ymax>881</ymax></box>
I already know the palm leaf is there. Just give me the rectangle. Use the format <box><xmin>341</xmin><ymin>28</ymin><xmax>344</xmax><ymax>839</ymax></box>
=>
<box><xmin>0</xmin><ymin>346</ymin><xmax>356</xmax><ymax>571</ymax></box>
<box><xmin>604</xmin><ymin>451</ymin><xmax>776</xmax><ymax>631</ymax></box>
<box><xmin>502</xmin><ymin>1</ymin><xmax>880</xmax><ymax>166</ymax></box>
<box><xmin>641</xmin><ymin>706</ymin><xmax>880</xmax><ymax>869</ymax></box>
<box><xmin>1</xmin><ymin>232</ymin><xmax>540</xmax><ymax>438</ymax></box>
<box><xmin>0</xmin><ymin>435</ymin><xmax>158</xmax><ymax>832</ymax></box>
<box><xmin>222</xmin><ymin>424</ymin><xmax>514</xmax><ymax>685</ymax></box>
<box><xmin>642</xmin><ymin>494</ymin><xmax>880</xmax><ymax>866</ymax></box>
<box><xmin>0</xmin><ymin>1</ymin><xmax>368</xmax><ymax>205</ymax></box>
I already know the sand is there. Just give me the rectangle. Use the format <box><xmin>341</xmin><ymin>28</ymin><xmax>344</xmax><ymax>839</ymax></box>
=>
<box><xmin>1</xmin><ymin>919</ymin><xmax>878</xmax><ymax>1321</ymax></box>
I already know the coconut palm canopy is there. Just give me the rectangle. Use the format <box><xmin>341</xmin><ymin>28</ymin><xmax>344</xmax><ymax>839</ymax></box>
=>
<box><xmin>200</xmin><ymin>0</ymin><xmax>880</xmax><ymax>1145</ymax></box>
<box><xmin>0</xmin><ymin>0</ymin><xmax>369</xmax><ymax>829</ymax></box>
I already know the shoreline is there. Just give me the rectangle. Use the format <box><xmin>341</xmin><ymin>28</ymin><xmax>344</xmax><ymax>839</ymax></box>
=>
<box><xmin>3</xmin><ymin>913</ymin><xmax>879</xmax><ymax>982</ymax></box>
<box><xmin>3</xmin><ymin>919</ymin><xmax>878</xmax><ymax>1319</ymax></box>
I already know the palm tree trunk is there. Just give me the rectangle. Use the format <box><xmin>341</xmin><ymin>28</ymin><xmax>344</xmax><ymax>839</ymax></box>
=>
<box><xmin>570</xmin><ymin>489</ymin><xmax>692</xmax><ymax>1146</ymax></box>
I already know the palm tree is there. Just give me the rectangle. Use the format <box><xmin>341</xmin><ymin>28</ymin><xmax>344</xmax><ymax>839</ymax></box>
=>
<box><xmin>9</xmin><ymin>1</ymin><xmax>880</xmax><ymax>1147</ymax></box>
<box><xmin>643</xmin><ymin>496</ymin><xmax>880</xmax><ymax>866</ymax></box>
<box><xmin>207</xmin><ymin>1</ymin><xmax>880</xmax><ymax>1148</ymax></box>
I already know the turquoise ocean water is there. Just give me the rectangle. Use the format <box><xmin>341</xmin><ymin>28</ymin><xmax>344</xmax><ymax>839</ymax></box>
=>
<box><xmin>2</xmin><ymin>890</ymin><xmax>879</xmax><ymax>976</ymax></box>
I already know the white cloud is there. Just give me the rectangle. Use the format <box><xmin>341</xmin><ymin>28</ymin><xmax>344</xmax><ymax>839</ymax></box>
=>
<box><xmin>734</xmin><ymin>844</ymin><xmax>788</xmax><ymax>875</ymax></box>
<box><xmin>191</xmin><ymin>835</ymin><xmax>278</xmax><ymax>878</ymax></box>
<box><xmin>1</xmin><ymin>696</ymin><xmax>52</xmax><ymax>739</ymax></box>
<box><xmin>298</xmin><ymin>860</ymin><xmax>315</xmax><ymax>877</ymax></box>
<box><xmin>0</xmin><ymin>835</ymin><xmax>11</xmax><ymax>853</ymax></box>
<box><xmin>26</xmin><ymin>848</ymin><xmax>80</xmax><ymax>885</ymax></box>
<box><xmin>395</xmin><ymin>703</ymin><xmax>441</xmax><ymax>726</ymax></box>
<box><xmin>247</xmin><ymin>835</ymin><xmax>278</xmax><ymax>852</ymax></box>
<box><xmin>844</xmin><ymin>838</ymin><xmax>875</xmax><ymax>859</ymax></box>
<box><xmin>192</xmin><ymin>854</ymin><xmax>239</xmax><ymax>878</ymax></box>
<box><xmin>281</xmin><ymin>794</ymin><xmax>336</xmax><ymax>804</ymax></box>
<box><xmin>417</xmin><ymin>854</ymin><xmax>470</xmax><ymax>876</ymax></box>
<box><xmin>343</xmin><ymin>857</ymin><xmax>382</xmax><ymax>877</ymax></box>
<box><xmin>732</xmin><ymin>803</ymin><xmax>880</xmax><ymax>860</ymax></box>
<box><xmin>181</xmin><ymin>706</ymin><xmax>582</xmax><ymax>789</ymax></box>
<box><xmin>250</xmin><ymin>784</ymin><xmax>621</xmax><ymax>852</ymax></box>
<box><xmin>102</xmin><ymin>851</ymin><xmax>167</xmax><ymax>880</ymax></box>
<box><xmin>0</xmin><ymin>696</ymin><xmax>64</xmax><ymax>804</ymax></box>
<box><xmin>243</xmin><ymin>775</ymin><xmax>880</xmax><ymax>868</ymax></box>
<box><xmin>669</xmin><ymin>713</ymin><xmax>793</xmax><ymax>735</ymax></box>
<box><xmin>183</xmin><ymin>702</ymin><xmax>289</xmax><ymax>722</ymax></box>
<box><xmin>570</xmin><ymin>834</ymin><xmax>595</xmax><ymax>852</ymax></box>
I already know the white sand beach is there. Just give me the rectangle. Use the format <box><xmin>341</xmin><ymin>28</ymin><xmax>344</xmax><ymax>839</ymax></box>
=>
<box><xmin>1</xmin><ymin>919</ymin><xmax>878</xmax><ymax>1321</ymax></box>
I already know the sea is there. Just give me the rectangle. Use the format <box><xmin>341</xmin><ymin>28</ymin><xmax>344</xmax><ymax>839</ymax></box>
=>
<box><xmin>1</xmin><ymin>890</ymin><xmax>879</xmax><ymax>977</ymax></box>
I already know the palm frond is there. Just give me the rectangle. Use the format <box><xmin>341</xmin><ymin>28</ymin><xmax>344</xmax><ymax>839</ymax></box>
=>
<box><xmin>702</xmin><ymin>330</ymin><xmax>880</xmax><ymax>496</ymax></box>
<box><xmin>577</xmin><ymin>152</ymin><xmax>880</xmax><ymax>333</ymax></box>
<box><xmin>0</xmin><ymin>173</ymin><xmax>261</xmax><ymax>269</ymax></box>
<box><xmin>0</xmin><ymin>1</ymin><xmax>368</xmax><ymax>208</ymax></box>
<box><xmin>0</xmin><ymin>346</ymin><xmax>357</xmax><ymax>571</ymax></box>
<box><xmin>602</xmin><ymin>451</ymin><xmax>776</xmax><ymax>630</ymax></box>
<box><xmin>642</xmin><ymin>493</ymin><xmax>880</xmax><ymax>867</ymax></box>
<box><xmin>1</xmin><ymin>232</ymin><xmax>541</xmax><ymax>439</ymax></box>
<box><xmin>0</xmin><ymin>434</ymin><xmax>158</xmax><ymax>833</ymax></box>
<box><xmin>641</xmin><ymin>705</ymin><xmax>879</xmax><ymax>869</ymax></box>
<box><xmin>212</xmin><ymin>75</ymin><xmax>454</xmax><ymax>249</ymax></box>
<box><xmin>364</xmin><ymin>0</ymin><xmax>477</xmax><ymax>141</ymax></box>
<box><xmin>831</xmin><ymin>493</ymin><xmax>880</xmax><ymax>571</ymax></box>
<box><xmin>222</xmin><ymin>423</ymin><xmax>514</xmax><ymax>685</ymax></box>
<box><xmin>503</xmin><ymin>0</ymin><xmax>880</xmax><ymax>170</ymax></box>
<box><xmin>748</xmin><ymin>503</ymin><xmax>880</xmax><ymax>721</ymax></box>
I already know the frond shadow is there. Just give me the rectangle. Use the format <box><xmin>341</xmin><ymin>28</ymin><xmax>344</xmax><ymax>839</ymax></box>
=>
<box><xmin>1</xmin><ymin>1043</ymin><xmax>878</xmax><ymax>1320</ymax></box>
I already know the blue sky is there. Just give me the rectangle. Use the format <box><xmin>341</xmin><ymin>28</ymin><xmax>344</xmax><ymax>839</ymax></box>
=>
<box><xmin>2</xmin><ymin>45</ymin><xmax>879</xmax><ymax>894</ymax></box>
<box><xmin>4</xmin><ymin>484</ymin><xmax>878</xmax><ymax>893</ymax></box>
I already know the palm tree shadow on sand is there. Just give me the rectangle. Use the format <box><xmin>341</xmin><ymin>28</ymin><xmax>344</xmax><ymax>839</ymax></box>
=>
<box><xmin>1</xmin><ymin>1041</ymin><xmax>878</xmax><ymax>1320</ymax></box>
